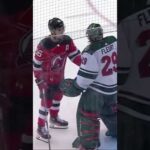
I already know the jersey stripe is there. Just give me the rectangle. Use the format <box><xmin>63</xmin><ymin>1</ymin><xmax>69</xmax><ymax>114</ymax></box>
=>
<box><xmin>118</xmin><ymin>90</ymin><xmax>150</xmax><ymax>120</ymax></box>
<box><xmin>33</xmin><ymin>61</ymin><xmax>42</xmax><ymax>71</ymax></box>
<box><xmin>117</xmin><ymin>67</ymin><xmax>130</xmax><ymax>74</ymax></box>
<box><xmin>89</xmin><ymin>86</ymin><xmax>117</xmax><ymax>95</ymax></box>
<box><xmin>93</xmin><ymin>81</ymin><xmax>117</xmax><ymax>88</ymax></box>
<box><xmin>118</xmin><ymin>90</ymin><xmax>150</xmax><ymax>105</ymax></box>
<box><xmin>78</xmin><ymin>70</ymin><xmax>97</xmax><ymax>79</ymax></box>
<box><xmin>33</xmin><ymin>61</ymin><xmax>42</xmax><ymax>68</ymax></box>
<box><xmin>69</xmin><ymin>50</ymin><xmax>80</xmax><ymax>60</ymax></box>
<box><xmin>118</xmin><ymin>104</ymin><xmax>150</xmax><ymax>121</ymax></box>
<box><xmin>89</xmin><ymin>83</ymin><xmax>117</xmax><ymax>93</ymax></box>
<box><xmin>80</xmin><ymin>68</ymin><xmax>99</xmax><ymax>74</ymax></box>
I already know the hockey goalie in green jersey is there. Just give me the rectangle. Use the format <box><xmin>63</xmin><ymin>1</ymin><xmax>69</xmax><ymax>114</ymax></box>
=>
<box><xmin>60</xmin><ymin>23</ymin><xmax>117</xmax><ymax>150</ymax></box>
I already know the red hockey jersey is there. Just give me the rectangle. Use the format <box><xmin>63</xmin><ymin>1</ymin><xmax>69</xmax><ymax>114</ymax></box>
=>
<box><xmin>33</xmin><ymin>35</ymin><xmax>81</xmax><ymax>84</ymax></box>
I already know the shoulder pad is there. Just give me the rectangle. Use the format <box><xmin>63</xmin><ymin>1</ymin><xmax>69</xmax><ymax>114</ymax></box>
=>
<box><xmin>39</xmin><ymin>37</ymin><xmax>56</xmax><ymax>49</ymax></box>
<box><xmin>82</xmin><ymin>45</ymin><xmax>90</xmax><ymax>53</ymax></box>
<box><xmin>82</xmin><ymin>43</ymin><xmax>100</xmax><ymax>55</ymax></box>
<box><xmin>105</xmin><ymin>36</ymin><xmax>117</xmax><ymax>43</ymax></box>
<box><xmin>61</xmin><ymin>35</ymin><xmax>72</xmax><ymax>44</ymax></box>
<box><xmin>83</xmin><ymin>36</ymin><xmax>117</xmax><ymax>55</ymax></box>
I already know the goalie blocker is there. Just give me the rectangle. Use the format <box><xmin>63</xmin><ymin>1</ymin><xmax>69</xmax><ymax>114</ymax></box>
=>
<box><xmin>59</xmin><ymin>78</ymin><xmax>83</xmax><ymax>97</ymax></box>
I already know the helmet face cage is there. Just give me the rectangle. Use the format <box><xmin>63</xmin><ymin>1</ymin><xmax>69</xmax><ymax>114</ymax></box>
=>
<box><xmin>86</xmin><ymin>23</ymin><xmax>103</xmax><ymax>42</ymax></box>
<box><xmin>48</xmin><ymin>18</ymin><xmax>64</xmax><ymax>32</ymax></box>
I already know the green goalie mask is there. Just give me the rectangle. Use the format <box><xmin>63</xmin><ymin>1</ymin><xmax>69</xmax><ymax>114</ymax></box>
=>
<box><xmin>86</xmin><ymin>23</ymin><xmax>103</xmax><ymax>42</ymax></box>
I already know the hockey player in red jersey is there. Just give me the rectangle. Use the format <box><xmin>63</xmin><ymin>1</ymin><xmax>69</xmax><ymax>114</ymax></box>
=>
<box><xmin>33</xmin><ymin>17</ymin><xmax>81</xmax><ymax>141</ymax></box>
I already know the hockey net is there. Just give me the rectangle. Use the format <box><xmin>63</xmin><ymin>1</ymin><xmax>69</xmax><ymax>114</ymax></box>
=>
<box><xmin>33</xmin><ymin>0</ymin><xmax>117</xmax><ymax>49</ymax></box>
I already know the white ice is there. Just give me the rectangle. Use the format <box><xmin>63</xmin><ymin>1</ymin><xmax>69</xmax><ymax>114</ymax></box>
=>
<box><xmin>33</xmin><ymin>0</ymin><xmax>117</xmax><ymax>149</ymax></box>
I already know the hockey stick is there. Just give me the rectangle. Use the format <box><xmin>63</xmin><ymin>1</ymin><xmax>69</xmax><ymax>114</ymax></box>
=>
<box><xmin>41</xmin><ymin>88</ymin><xmax>51</xmax><ymax>150</ymax></box>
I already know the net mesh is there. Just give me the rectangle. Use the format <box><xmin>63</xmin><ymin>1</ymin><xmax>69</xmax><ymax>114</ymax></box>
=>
<box><xmin>33</xmin><ymin>0</ymin><xmax>117</xmax><ymax>48</ymax></box>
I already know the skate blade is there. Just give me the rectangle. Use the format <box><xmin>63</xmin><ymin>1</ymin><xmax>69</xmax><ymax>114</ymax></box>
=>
<box><xmin>49</xmin><ymin>124</ymin><xmax>68</xmax><ymax>129</ymax></box>
<box><xmin>36</xmin><ymin>134</ymin><xmax>50</xmax><ymax>143</ymax></box>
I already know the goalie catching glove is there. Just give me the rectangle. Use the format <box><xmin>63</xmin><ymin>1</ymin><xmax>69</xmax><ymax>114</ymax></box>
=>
<box><xmin>59</xmin><ymin>78</ymin><xmax>83</xmax><ymax>97</ymax></box>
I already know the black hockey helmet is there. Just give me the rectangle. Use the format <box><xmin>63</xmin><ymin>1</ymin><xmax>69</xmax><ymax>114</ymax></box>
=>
<box><xmin>86</xmin><ymin>23</ymin><xmax>103</xmax><ymax>42</ymax></box>
<box><xmin>48</xmin><ymin>17</ymin><xmax>64</xmax><ymax>31</ymax></box>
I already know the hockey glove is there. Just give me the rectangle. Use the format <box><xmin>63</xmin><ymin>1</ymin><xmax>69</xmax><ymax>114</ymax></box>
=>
<box><xmin>35</xmin><ymin>78</ymin><xmax>48</xmax><ymax>90</ymax></box>
<box><xmin>59</xmin><ymin>78</ymin><xmax>83</xmax><ymax>97</ymax></box>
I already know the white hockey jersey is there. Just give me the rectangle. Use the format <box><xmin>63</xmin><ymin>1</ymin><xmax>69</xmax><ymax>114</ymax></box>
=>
<box><xmin>76</xmin><ymin>36</ymin><xmax>117</xmax><ymax>95</ymax></box>
<box><xmin>118</xmin><ymin>6</ymin><xmax>150</xmax><ymax>121</ymax></box>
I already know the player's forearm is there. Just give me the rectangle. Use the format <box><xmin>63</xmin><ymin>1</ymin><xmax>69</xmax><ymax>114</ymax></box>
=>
<box><xmin>68</xmin><ymin>49</ymin><xmax>81</xmax><ymax>66</ymax></box>
<box><xmin>72</xmin><ymin>55</ymin><xmax>81</xmax><ymax>66</ymax></box>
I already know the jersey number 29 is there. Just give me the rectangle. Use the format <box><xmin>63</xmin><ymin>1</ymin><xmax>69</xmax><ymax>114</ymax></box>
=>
<box><xmin>101</xmin><ymin>51</ymin><xmax>117</xmax><ymax>76</ymax></box>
